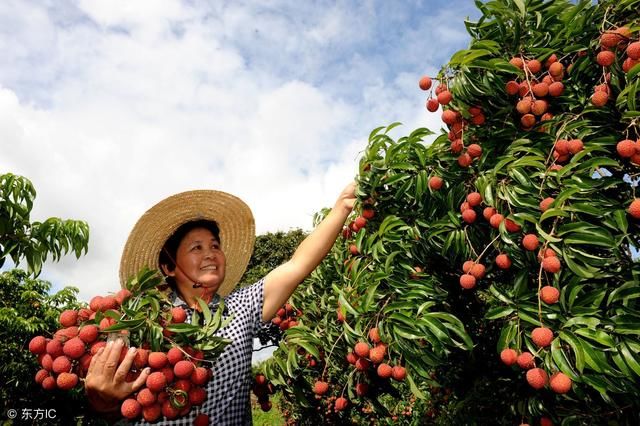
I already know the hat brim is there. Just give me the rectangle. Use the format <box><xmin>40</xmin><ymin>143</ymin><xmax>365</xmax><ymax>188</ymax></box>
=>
<box><xmin>119</xmin><ymin>190</ymin><xmax>255</xmax><ymax>296</ymax></box>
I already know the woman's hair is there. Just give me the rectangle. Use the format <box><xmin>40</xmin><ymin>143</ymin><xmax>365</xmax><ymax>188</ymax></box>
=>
<box><xmin>158</xmin><ymin>219</ymin><xmax>220</xmax><ymax>285</ymax></box>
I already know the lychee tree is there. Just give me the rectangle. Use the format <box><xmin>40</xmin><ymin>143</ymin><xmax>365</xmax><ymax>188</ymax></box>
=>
<box><xmin>258</xmin><ymin>0</ymin><xmax>640</xmax><ymax>424</ymax></box>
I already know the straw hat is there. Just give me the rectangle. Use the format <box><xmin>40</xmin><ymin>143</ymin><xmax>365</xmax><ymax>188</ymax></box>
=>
<box><xmin>119</xmin><ymin>190</ymin><xmax>255</xmax><ymax>296</ymax></box>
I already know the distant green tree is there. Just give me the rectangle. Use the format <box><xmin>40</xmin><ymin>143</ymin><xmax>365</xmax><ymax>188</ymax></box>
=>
<box><xmin>0</xmin><ymin>173</ymin><xmax>89</xmax><ymax>276</ymax></box>
<box><xmin>240</xmin><ymin>229</ymin><xmax>307</xmax><ymax>286</ymax></box>
<box><xmin>0</xmin><ymin>172</ymin><xmax>93</xmax><ymax>424</ymax></box>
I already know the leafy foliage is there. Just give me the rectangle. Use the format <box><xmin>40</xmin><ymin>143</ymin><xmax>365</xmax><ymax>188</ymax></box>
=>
<box><xmin>0</xmin><ymin>173</ymin><xmax>90</xmax><ymax>276</ymax></box>
<box><xmin>258</xmin><ymin>1</ymin><xmax>640</xmax><ymax>425</ymax></box>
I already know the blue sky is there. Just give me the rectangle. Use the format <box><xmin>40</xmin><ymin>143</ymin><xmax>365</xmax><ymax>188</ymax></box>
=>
<box><xmin>0</xmin><ymin>0</ymin><xmax>478</xmax><ymax>300</ymax></box>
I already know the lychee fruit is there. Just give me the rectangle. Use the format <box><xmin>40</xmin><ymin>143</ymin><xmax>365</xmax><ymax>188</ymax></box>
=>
<box><xmin>500</xmin><ymin>348</ymin><xmax>517</xmax><ymax>366</ymax></box>
<box><xmin>542</xmin><ymin>256</ymin><xmax>561</xmax><ymax>273</ymax></box>
<box><xmin>526</xmin><ymin>368</ymin><xmax>548</xmax><ymax>389</ymax></box>
<box><xmin>377</xmin><ymin>363</ymin><xmax>393</xmax><ymax>379</ymax></box>
<box><xmin>355</xmin><ymin>382</ymin><xmax>369</xmax><ymax>396</ymax></box>
<box><xmin>334</xmin><ymin>397</ymin><xmax>349</xmax><ymax>411</ymax></box>
<box><xmin>467</xmin><ymin>144</ymin><xmax>482</xmax><ymax>158</ymax></box>
<box><xmin>167</xmin><ymin>347</ymin><xmax>184</xmax><ymax>365</ymax></box>
<box><xmin>548</xmin><ymin>81</ymin><xmax>564</xmax><ymax>96</ymax></box>
<box><xmin>171</xmin><ymin>307</ymin><xmax>187</xmax><ymax>323</ymax></box>
<box><xmin>368</xmin><ymin>327</ymin><xmax>381</xmax><ymax>343</ymax></box>
<box><xmin>489</xmin><ymin>213</ymin><xmax>504</xmax><ymax>228</ymax></box>
<box><xmin>470</xmin><ymin>263</ymin><xmax>486</xmax><ymax>279</ymax></box>
<box><xmin>540</xmin><ymin>286</ymin><xmax>560</xmax><ymax>304</ymax></box>
<box><xmin>568</xmin><ymin>139</ymin><xmax>584</xmax><ymax>154</ymax></box>
<box><xmin>174</xmin><ymin>360</ymin><xmax>195</xmax><ymax>379</ymax></box>
<box><xmin>29</xmin><ymin>336</ymin><xmax>47</xmax><ymax>354</ymax></box>
<box><xmin>56</xmin><ymin>372</ymin><xmax>79</xmax><ymax>390</ymax></box>
<box><xmin>549</xmin><ymin>372</ymin><xmax>572</xmax><ymax>394</ymax></box>
<box><xmin>548</xmin><ymin>62</ymin><xmax>564</xmax><ymax>77</ymax></box>
<box><xmin>505</xmin><ymin>219</ymin><xmax>521</xmax><ymax>233</ymax></box>
<box><xmin>313</xmin><ymin>380</ymin><xmax>329</xmax><ymax>395</ymax></box>
<box><xmin>121</xmin><ymin>398</ymin><xmax>142</xmax><ymax>420</ymax></box>
<box><xmin>618</xmin><ymin>139</ymin><xmax>636</xmax><ymax>158</ymax></box>
<box><xmin>148</xmin><ymin>352</ymin><xmax>168</xmax><ymax>369</ymax></box>
<box><xmin>62</xmin><ymin>337</ymin><xmax>86</xmax><ymax>359</ymax></box>
<box><xmin>591</xmin><ymin>90</ymin><xmax>609</xmax><ymax>107</ymax></box>
<box><xmin>355</xmin><ymin>357</ymin><xmax>370</xmax><ymax>371</ymax></box>
<box><xmin>35</xmin><ymin>369</ymin><xmax>49</xmax><ymax>384</ymax></box>
<box><xmin>354</xmin><ymin>342</ymin><xmax>370</xmax><ymax>358</ymax></box>
<box><xmin>426</xmin><ymin>98</ymin><xmax>439</xmax><ymax>112</ymax></box>
<box><xmin>458</xmin><ymin>153</ymin><xmax>472</xmax><ymax>168</ymax></box>
<box><xmin>627</xmin><ymin>42</ymin><xmax>640</xmax><ymax>60</ymax></box>
<box><xmin>596</xmin><ymin>50</ymin><xmax>616</xmax><ymax>67</ymax></box>
<box><xmin>466</xmin><ymin>192</ymin><xmax>482</xmax><ymax>207</ymax></box>
<box><xmin>189</xmin><ymin>387</ymin><xmax>207</xmax><ymax>405</ymax></box>
<box><xmin>391</xmin><ymin>366</ymin><xmax>406</xmax><ymax>381</ymax></box>
<box><xmin>505</xmin><ymin>80</ymin><xmax>520</xmax><ymax>95</ymax></box>
<box><xmin>531</xmin><ymin>327</ymin><xmax>554</xmax><ymax>347</ymax></box>
<box><xmin>462</xmin><ymin>209</ymin><xmax>476</xmax><ymax>224</ymax></box>
<box><xmin>442</xmin><ymin>110</ymin><xmax>457</xmax><ymax>125</ymax></box>
<box><xmin>510</xmin><ymin>57</ymin><xmax>524</xmax><ymax>69</ymax></box>
<box><xmin>483</xmin><ymin>207</ymin><xmax>496</xmax><ymax>220</ymax></box>
<box><xmin>193</xmin><ymin>413</ymin><xmax>210</xmax><ymax>426</ymax></box>
<box><xmin>522</xmin><ymin>234</ymin><xmax>539</xmax><ymax>251</ymax></box>
<box><xmin>459</xmin><ymin>274</ymin><xmax>476</xmax><ymax>289</ymax></box>
<box><xmin>41</xmin><ymin>376</ymin><xmax>56</xmax><ymax>390</ymax></box>
<box><xmin>142</xmin><ymin>403</ymin><xmax>162</xmax><ymax>422</ymax></box>
<box><xmin>496</xmin><ymin>254</ymin><xmax>512</xmax><ymax>269</ymax></box>
<box><xmin>354</xmin><ymin>216</ymin><xmax>367</xmax><ymax>229</ymax></box>
<box><xmin>429</xmin><ymin>176</ymin><xmax>443</xmax><ymax>191</ymax></box>
<box><xmin>146</xmin><ymin>371</ymin><xmax>167</xmax><ymax>392</ymax></box>
<box><xmin>136</xmin><ymin>388</ymin><xmax>156</xmax><ymax>407</ymax></box>
<box><xmin>419</xmin><ymin>76</ymin><xmax>432</xmax><ymax>90</ymax></box>
<box><xmin>437</xmin><ymin>90</ymin><xmax>452</xmax><ymax>105</ymax></box>
<box><xmin>369</xmin><ymin>346</ymin><xmax>385</xmax><ymax>364</ymax></box>
<box><xmin>59</xmin><ymin>310</ymin><xmax>78</xmax><ymax>327</ymax></box>
<box><xmin>539</xmin><ymin>197</ymin><xmax>554</xmax><ymax>212</ymax></box>
<box><xmin>517</xmin><ymin>352</ymin><xmax>535</xmax><ymax>369</ymax></box>
<box><xmin>526</xmin><ymin>59</ymin><xmax>542</xmax><ymax>74</ymax></box>
<box><xmin>628</xmin><ymin>199</ymin><xmax>640</xmax><ymax>219</ymax></box>
<box><xmin>52</xmin><ymin>355</ymin><xmax>72</xmax><ymax>374</ymax></box>
<box><xmin>78</xmin><ymin>325</ymin><xmax>99</xmax><ymax>344</ymax></box>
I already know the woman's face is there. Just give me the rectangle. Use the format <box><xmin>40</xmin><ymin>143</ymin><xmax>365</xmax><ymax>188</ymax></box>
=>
<box><xmin>168</xmin><ymin>227</ymin><xmax>226</xmax><ymax>293</ymax></box>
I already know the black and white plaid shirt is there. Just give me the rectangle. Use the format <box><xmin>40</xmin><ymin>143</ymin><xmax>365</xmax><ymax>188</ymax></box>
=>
<box><xmin>133</xmin><ymin>278</ymin><xmax>265</xmax><ymax>426</ymax></box>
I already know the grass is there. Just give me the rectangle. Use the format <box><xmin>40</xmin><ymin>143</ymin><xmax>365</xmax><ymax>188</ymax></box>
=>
<box><xmin>251</xmin><ymin>392</ymin><xmax>285</xmax><ymax>425</ymax></box>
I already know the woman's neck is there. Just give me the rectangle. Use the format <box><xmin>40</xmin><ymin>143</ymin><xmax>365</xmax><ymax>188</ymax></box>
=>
<box><xmin>176</xmin><ymin>285</ymin><xmax>218</xmax><ymax>309</ymax></box>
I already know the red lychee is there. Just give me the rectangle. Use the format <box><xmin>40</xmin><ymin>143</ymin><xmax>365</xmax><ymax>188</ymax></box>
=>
<box><xmin>419</xmin><ymin>76</ymin><xmax>432</xmax><ymax>90</ymax></box>
<box><xmin>466</xmin><ymin>192</ymin><xmax>482</xmax><ymax>207</ymax></box>
<box><xmin>426</xmin><ymin>98</ymin><xmax>439</xmax><ymax>112</ymax></box>
<box><xmin>628</xmin><ymin>199</ymin><xmax>640</xmax><ymax>219</ymax></box>
<box><xmin>568</xmin><ymin>139</ymin><xmax>584</xmax><ymax>154</ymax></box>
<box><xmin>136</xmin><ymin>388</ymin><xmax>156</xmax><ymax>407</ymax></box>
<box><xmin>115</xmin><ymin>288</ymin><xmax>132</xmax><ymax>305</ymax></box>
<box><xmin>462</xmin><ymin>209</ymin><xmax>476</xmax><ymax>224</ymax></box>
<box><xmin>354</xmin><ymin>342</ymin><xmax>370</xmax><ymax>358</ymax></box>
<box><xmin>617</xmin><ymin>139</ymin><xmax>637</xmax><ymax>158</ymax></box>
<box><xmin>489</xmin><ymin>213</ymin><xmax>504</xmax><ymax>228</ymax></box>
<box><xmin>483</xmin><ymin>207</ymin><xmax>496</xmax><ymax>220</ymax></box>
<box><xmin>442</xmin><ymin>110</ymin><xmax>457</xmax><ymax>125</ymax></box>
<box><xmin>470</xmin><ymin>263</ymin><xmax>486</xmax><ymax>279</ymax></box>
<box><xmin>549</xmin><ymin>372</ymin><xmax>572</xmax><ymax>394</ymax></box>
<box><xmin>467</xmin><ymin>144</ymin><xmax>482</xmax><ymax>158</ymax></box>
<box><xmin>496</xmin><ymin>254</ymin><xmax>512</xmax><ymax>269</ymax></box>
<box><xmin>548</xmin><ymin>81</ymin><xmax>564</xmax><ymax>96</ymax></box>
<box><xmin>517</xmin><ymin>352</ymin><xmax>535</xmax><ymax>369</ymax></box>
<box><xmin>368</xmin><ymin>327</ymin><xmax>381</xmax><ymax>343</ymax></box>
<box><xmin>191</xmin><ymin>367</ymin><xmax>210</xmax><ymax>386</ymax></box>
<box><xmin>193</xmin><ymin>413</ymin><xmax>209</xmax><ymax>426</ymax></box>
<box><xmin>121</xmin><ymin>398</ymin><xmax>142</xmax><ymax>420</ymax></box>
<box><xmin>174</xmin><ymin>360</ymin><xmax>195</xmax><ymax>379</ymax></box>
<box><xmin>526</xmin><ymin>368</ymin><xmax>548</xmax><ymax>389</ymax></box>
<box><xmin>458</xmin><ymin>153</ymin><xmax>472</xmax><ymax>168</ymax></box>
<box><xmin>542</xmin><ymin>256</ymin><xmax>561</xmax><ymax>273</ymax></box>
<box><xmin>62</xmin><ymin>337</ymin><xmax>85</xmax><ymax>359</ymax></box>
<box><xmin>510</xmin><ymin>57</ymin><xmax>524</xmax><ymax>69</ymax></box>
<box><xmin>459</xmin><ymin>274</ymin><xmax>476</xmax><ymax>290</ymax></box>
<box><xmin>356</xmin><ymin>382</ymin><xmax>369</xmax><ymax>396</ymax></box>
<box><xmin>377</xmin><ymin>363</ymin><xmax>393</xmax><ymax>379</ymax></box>
<box><xmin>142</xmin><ymin>403</ymin><xmax>162</xmax><ymax>422</ymax></box>
<box><xmin>526</xmin><ymin>59</ymin><xmax>542</xmax><ymax>74</ymax></box>
<box><xmin>167</xmin><ymin>347</ymin><xmax>184</xmax><ymax>365</ymax></box>
<box><xmin>627</xmin><ymin>42</ymin><xmax>640</xmax><ymax>60</ymax></box>
<box><xmin>591</xmin><ymin>90</ymin><xmax>609</xmax><ymax>107</ymax></box>
<box><xmin>171</xmin><ymin>307</ymin><xmax>187</xmax><ymax>323</ymax></box>
<box><xmin>146</xmin><ymin>371</ymin><xmax>167</xmax><ymax>392</ymax></box>
<box><xmin>531</xmin><ymin>327</ymin><xmax>554</xmax><ymax>347</ymax></box>
<box><xmin>59</xmin><ymin>310</ymin><xmax>78</xmax><ymax>327</ymax></box>
<box><xmin>78</xmin><ymin>325</ymin><xmax>99</xmax><ymax>344</ymax></box>
<box><xmin>35</xmin><ymin>369</ymin><xmax>49</xmax><ymax>384</ymax></box>
<box><xmin>500</xmin><ymin>348</ymin><xmax>517</xmax><ymax>366</ymax></box>
<box><xmin>428</xmin><ymin>176</ymin><xmax>443</xmax><ymax>191</ymax></box>
<box><xmin>369</xmin><ymin>346</ymin><xmax>385</xmax><ymax>364</ymax></box>
<box><xmin>437</xmin><ymin>90</ymin><xmax>452</xmax><ymax>105</ymax></box>
<box><xmin>52</xmin><ymin>355</ymin><xmax>72</xmax><ymax>374</ymax></box>
<box><xmin>355</xmin><ymin>357</ymin><xmax>370</xmax><ymax>371</ymax></box>
<box><xmin>189</xmin><ymin>387</ymin><xmax>207</xmax><ymax>405</ymax></box>
<box><xmin>505</xmin><ymin>219</ymin><xmax>521</xmax><ymax>233</ymax></box>
<box><xmin>313</xmin><ymin>380</ymin><xmax>329</xmax><ymax>395</ymax></box>
<box><xmin>391</xmin><ymin>366</ymin><xmax>406</xmax><ymax>381</ymax></box>
<box><xmin>148</xmin><ymin>352</ymin><xmax>167</xmax><ymax>369</ymax></box>
<box><xmin>41</xmin><ymin>376</ymin><xmax>56</xmax><ymax>390</ymax></box>
<box><xmin>56</xmin><ymin>372</ymin><xmax>79</xmax><ymax>390</ymax></box>
<box><xmin>355</xmin><ymin>216</ymin><xmax>367</xmax><ymax>229</ymax></box>
<box><xmin>522</xmin><ymin>234</ymin><xmax>539</xmax><ymax>251</ymax></box>
<box><xmin>505</xmin><ymin>80</ymin><xmax>520</xmax><ymax>95</ymax></box>
<box><xmin>548</xmin><ymin>62</ymin><xmax>564</xmax><ymax>77</ymax></box>
<box><xmin>89</xmin><ymin>296</ymin><xmax>103</xmax><ymax>312</ymax></box>
<box><xmin>334</xmin><ymin>397</ymin><xmax>348</xmax><ymax>411</ymax></box>
<box><xmin>540</xmin><ymin>286</ymin><xmax>560</xmax><ymax>304</ymax></box>
<box><xmin>596</xmin><ymin>50</ymin><xmax>616</xmax><ymax>67</ymax></box>
<box><xmin>29</xmin><ymin>336</ymin><xmax>47</xmax><ymax>354</ymax></box>
<box><xmin>539</xmin><ymin>197</ymin><xmax>554</xmax><ymax>212</ymax></box>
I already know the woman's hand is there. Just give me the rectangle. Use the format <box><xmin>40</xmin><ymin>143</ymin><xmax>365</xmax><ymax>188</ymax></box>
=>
<box><xmin>85</xmin><ymin>339</ymin><xmax>150</xmax><ymax>413</ymax></box>
<box><xmin>334</xmin><ymin>181</ymin><xmax>357</xmax><ymax>214</ymax></box>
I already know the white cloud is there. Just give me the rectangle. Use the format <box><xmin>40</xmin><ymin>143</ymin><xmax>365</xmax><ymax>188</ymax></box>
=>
<box><xmin>0</xmin><ymin>1</ymin><xmax>473</xmax><ymax>301</ymax></box>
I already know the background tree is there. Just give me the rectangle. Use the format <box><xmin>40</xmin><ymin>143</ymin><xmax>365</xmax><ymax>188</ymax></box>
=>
<box><xmin>258</xmin><ymin>0</ymin><xmax>640</xmax><ymax>425</ymax></box>
<box><xmin>0</xmin><ymin>172</ymin><xmax>93</xmax><ymax>424</ymax></box>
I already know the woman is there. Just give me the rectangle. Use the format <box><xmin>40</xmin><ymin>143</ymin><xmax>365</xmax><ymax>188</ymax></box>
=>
<box><xmin>85</xmin><ymin>184</ymin><xmax>356</xmax><ymax>424</ymax></box>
